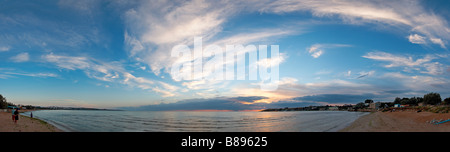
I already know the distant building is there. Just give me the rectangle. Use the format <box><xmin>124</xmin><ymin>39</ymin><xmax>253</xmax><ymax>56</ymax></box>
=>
<box><xmin>394</xmin><ymin>104</ymin><xmax>401</xmax><ymax>108</ymax></box>
<box><xmin>369</xmin><ymin>102</ymin><xmax>382</xmax><ymax>109</ymax></box>
<box><xmin>328</xmin><ymin>106</ymin><xmax>339</xmax><ymax>111</ymax></box>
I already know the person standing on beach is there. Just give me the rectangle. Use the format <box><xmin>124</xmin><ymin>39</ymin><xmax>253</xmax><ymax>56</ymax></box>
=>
<box><xmin>14</xmin><ymin>108</ymin><xmax>19</xmax><ymax>124</ymax></box>
<box><xmin>11</xmin><ymin>108</ymin><xmax>15</xmax><ymax>122</ymax></box>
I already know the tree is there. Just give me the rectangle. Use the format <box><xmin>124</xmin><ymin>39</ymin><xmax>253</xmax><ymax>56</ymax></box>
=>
<box><xmin>443</xmin><ymin>97</ymin><xmax>450</xmax><ymax>105</ymax></box>
<box><xmin>423</xmin><ymin>92</ymin><xmax>442</xmax><ymax>105</ymax></box>
<box><xmin>355</xmin><ymin>102</ymin><xmax>366</xmax><ymax>109</ymax></box>
<box><xmin>416</xmin><ymin>97</ymin><xmax>424</xmax><ymax>104</ymax></box>
<box><xmin>364</xmin><ymin>99</ymin><xmax>374</xmax><ymax>104</ymax></box>
<box><xmin>394</xmin><ymin>97</ymin><xmax>401</xmax><ymax>104</ymax></box>
<box><xmin>400</xmin><ymin>97</ymin><xmax>410</xmax><ymax>105</ymax></box>
<box><xmin>0</xmin><ymin>94</ymin><xmax>7</xmax><ymax>109</ymax></box>
<box><xmin>408</xmin><ymin>97</ymin><xmax>419</xmax><ymax>106</ymax></box>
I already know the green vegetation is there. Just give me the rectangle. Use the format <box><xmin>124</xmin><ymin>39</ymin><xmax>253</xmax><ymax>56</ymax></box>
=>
<box><xmin>354</xmin><ymin>102</ymin><xmax>366</xmax><ymax>109</ymax></box>
<box><xmin>393</xmin><ymin>97</ymin><xmax>423</xmax><ymax>106</ymax></box>
<box><xmin>364</xmin><ymin>99</ymin><xmax>374</xmax><ymax>104</ymax></box>
<box><xmin>0</xmin><ymin>94</ymin><xmax>28</xmax><ymax>109</ymax></box>
<box><xmin>443</xmin><ymin>97</ymin><xmax>450</xmax><ymax>105</ymax></box>
<box><xmin>263</xmin><ymin>92</ymin><xmax>450</xmax><ymax>113</ymax></box>
<box><xmin>423</xmin><ymin>92</ymin><xmax>442</xmax><ymax>105</ymax></box>
<box><xmin>0</xmin><ymin>94</ymin><xmax>6</xmax><ymax>109</ymax></box>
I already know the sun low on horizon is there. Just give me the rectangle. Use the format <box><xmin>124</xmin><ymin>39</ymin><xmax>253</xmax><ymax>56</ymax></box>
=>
<box><xmin>1</xmin><ymin>0</ymin><xmax>450</xmax><ymax>111</ymax></box>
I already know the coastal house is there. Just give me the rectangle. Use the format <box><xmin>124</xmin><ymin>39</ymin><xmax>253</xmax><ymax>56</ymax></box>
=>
<box><xmin>369</xmin><ymin>102</ymin><xmax>382</xmax><ymax>110</ymax></box>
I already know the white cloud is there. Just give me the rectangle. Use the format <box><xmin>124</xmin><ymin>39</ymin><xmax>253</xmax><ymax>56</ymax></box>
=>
<box><xmin>310</xmin><ymin>50</ymin><xmax>323</xmax><ymax>58</ymax></box>
<box><xmin>44</xmin><ymin>53</ymin><xmax>90</xmax><ymax>70</ymax></box>
<box><xmin>10</xmin><ymin>52</ymin><xmax>29</xmax><ymax>62</ymax></box>
<box><xmin>123</xmin><ymin>0</ymin><xmax>232</xmax><ymax>76</ymax></box>
<box><xmin>123</xmin><ymin>0</ymin><xmax>295</xmax><ymax>77</ymax></box>
<box><xmin>307</xmin><ymin>43</ymin><xmax>351</xmax><ymax>58</ymax></box>
<box><xmin>408</xmin><ymin>34</ymin><xmax>426</xmax><ymax>44</ymax></box>
<box><xmin>363</xmin><ymin>51</ymin><xmax>446</xmax><ymax>75</ymax></box>
<box><xmin>257</xmin><ymin>0</ymin><xmax>450</xmax><ymax>49</ymax></box>
<box><xmin>382</xmin><ymin>72</ymin><xmax>450</xmax><ymax>91</ymax></box>
<box><xmin>159</xmin><ymin>81</ymin><xmax>179</xmax><ymax>92</ymax></box>
<box><xmin>430</xmin><ymin>38</ymin><xmax>446</xmax><ymax>49</ymax></box>
<box><xmin>308</xmin><ymin>44</ymin><xmax>322</xmax><ymax>58</ymax></box>
<box><xmin>210</xmin><ymin>29</ymin><xmax>294</xmax><ymax>46</ymax></box>
<box><xmin>421</xmin><ymin>62</ymin><xmax>445</xmax><ymax>75</ymax></box>
<box><xmin>151</xmin><ymin>87</ymin><xmax>176</xmax><ymax>97</ymax></box>
<box><xmin>0</xmin><ymin>8</ymin><xmax>103</xmax><ymax>53</ymax></box>
<box><xmin>182</xmin><ymin>79</ymin><xmax>227</xmax><ymax>90</ymax></box>
<box><xmin>124</xmin><ymin>31</ymin><xmax>145</xmax><ymax>57</ymax></box>
<box><xmin>43</xmin><ymin>53</ymin><xmax>181</xmax><ymax>97</ymax></box>
<box><xmin>0</xmin><ymin>71</ymin><xmax>58</xmax><ymax>78</ymax></box>
<box><xmin>0</xmin><ymin>46</ymin><xmax>10</xmax><ymax>52</ymax></box>
<box><xmin>408</xmin><ymin>34</ymin><xmax>447</xmax><ymax>48</ymax></box>
<box><xmin>257</xmin><ymin>53</ymin><xmax>287</xmax><ymax>68</ymax></box>
<box><xmin>363</xmin><ymin>52</ymin><xmax>432</xmax><ymax>67</ymax></box>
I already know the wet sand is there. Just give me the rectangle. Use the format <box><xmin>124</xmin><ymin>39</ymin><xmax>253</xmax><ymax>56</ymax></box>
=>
<box><xmin>340</xmin><ymin>111</ymin><xmax>450</xmax><ymax>132</ymax></box>
<box><xmin>0</xmin><ymin>111</ymin><xmax>61</xmax><ymax>132</ymax></box>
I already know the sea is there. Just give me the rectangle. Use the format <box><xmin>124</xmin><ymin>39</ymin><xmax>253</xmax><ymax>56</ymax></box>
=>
<box><xmin>22</xmin><ymin>110</ymin><xmax>368</xmax><ymax>132</ymax></box>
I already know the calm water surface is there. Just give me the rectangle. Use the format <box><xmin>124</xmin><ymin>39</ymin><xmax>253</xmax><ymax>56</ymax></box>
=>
<box><xmin>24</xmin><ymin>110</ymin><xmax>367</xmax><ymax>132</ymax></box>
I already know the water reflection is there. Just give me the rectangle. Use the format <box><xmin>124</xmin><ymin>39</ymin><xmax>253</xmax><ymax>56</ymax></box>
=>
<box><xmin>25</xmin><ymin>110</ymin><xmax>367</xmax><ymax>132</ymax></box>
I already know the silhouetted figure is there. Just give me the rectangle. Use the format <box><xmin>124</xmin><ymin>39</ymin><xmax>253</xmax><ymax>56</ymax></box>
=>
<box><xmin>14</xmin><ymin>109</ymin><xmax>19</xmax><ymax>124</ymax></box>
<box><xmin>11</xmin><ymin>108</ymin><xmax>15</xmax><ymax>122</ymax></box>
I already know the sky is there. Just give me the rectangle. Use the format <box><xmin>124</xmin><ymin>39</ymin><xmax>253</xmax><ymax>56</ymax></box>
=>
<box><xmin>1</xmin><ymin>0</ymin><xmax>450</xmax><ymax>110</ymax></box>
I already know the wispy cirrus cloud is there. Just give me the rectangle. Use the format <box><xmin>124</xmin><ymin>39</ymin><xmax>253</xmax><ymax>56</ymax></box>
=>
<box><xmin>363</xmin><ymin>51</ymin><xmax>447</xmax><ymax>75</ymax></box>
<box><xmin>307</xmin><ymin>43</ymin><xmax>351</xmax><ymax>58</ymax></box>
<box><xmin>381</xmin><ymin>72</ymin><xmax>450</xmax><ymax>92</ymax></box>
<box><xmin>10</xmin><ymin>52</ymin><xmax>29</xmax><ymax>62</ymax></box>
<box><xmin>257</xmin><ymin>0</ymin><xmax>449</xmax><ymax>48</ymax></box>
<box><xmin>0</xmin><ymin>71</ymin><xmax>58</xmax><ymax>79</ymax></box>
<box><xmin>123</xmin><ymin>0</ymin><xmax>296</xmax><ymax>77</ymax></box>
<box><xmin>123</xmin><ymin>0</ymin><xmax>231</xmax><ymax>75</ymax></box>
<box><xmin>0</xmin><ymin>12</ymin><xmax>101</xmax><ymax>52</ymax></box>
<box><xmin>430</xmin><ymin>38</ymin><xmax>446</xmax><ymax>49</ymax></box>
<box><xmin>0</xmin><ymin>46</ymin><xmax>10</xmax><ymax>52</ymax></box>
<box><xmin>43</xmin><ymin>53</ymin><xmax>179</xmax><ymax>97</ymax></box>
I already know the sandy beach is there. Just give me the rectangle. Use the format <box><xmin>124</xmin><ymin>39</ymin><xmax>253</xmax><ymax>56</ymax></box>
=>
<box><xmin>0</xmin><ymin>111</ymin><xmax>61</xmax><ymax>132</ymax></box>
<box><xmin>341</xmin><ymin>111</ymin><xmax>450</xmax><ymax>132</ymax></box>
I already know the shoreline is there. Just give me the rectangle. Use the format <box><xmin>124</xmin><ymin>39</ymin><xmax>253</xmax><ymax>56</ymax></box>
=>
<box><xmin>0</xmin><ymin>111</ymin><xmax>62</xmax><ymax>132</ymax></box>
<box><xmin>340</xmin><ymin>111</ymin><xmax>450</xmax><ymax>132</ymax></box>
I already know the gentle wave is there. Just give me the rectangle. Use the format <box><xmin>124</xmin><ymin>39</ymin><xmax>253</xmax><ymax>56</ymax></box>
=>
<box><xmin>24</xmin><ymin>110</ymin><xmax>367</xmax><ymax>132</ymax></box>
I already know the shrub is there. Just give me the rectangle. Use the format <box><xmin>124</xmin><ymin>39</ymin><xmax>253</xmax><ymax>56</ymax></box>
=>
<box><xmin>423</xmin><ymin>92</ymin><xmax>442</xmax><ymax>105</ymax></box>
